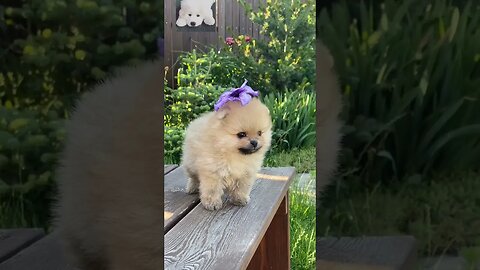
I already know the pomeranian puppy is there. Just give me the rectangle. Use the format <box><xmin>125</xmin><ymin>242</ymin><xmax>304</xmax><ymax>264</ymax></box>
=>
<box><xmin>181</xmin><ymin>94</ymin><xmax>272</xmax><ymax>210</ymax></box>
<box><xmin>54</xmin><ymin>61</ymin><xmax>163</xmax><ymax>270</ymax></box>
<box><xmin>317</xmin><ymin>40</ymin><xmax>343</xmax><ymax>190</ymax></box>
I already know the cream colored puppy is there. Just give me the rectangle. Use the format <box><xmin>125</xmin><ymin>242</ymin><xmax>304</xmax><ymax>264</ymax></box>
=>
<box><xmin>182</xmin><ymin>95</ymin><xmax>272</xmax><ymax>210</ymax></box>
<box><xmin>317</xmin><ymin>40</ymin><xmax>343</xmax><ymax>190</ymax></box>
<box><xmin>54</xmin><ymin>61</ymin><xmax>163</xmax><ymax>270</ymax></box>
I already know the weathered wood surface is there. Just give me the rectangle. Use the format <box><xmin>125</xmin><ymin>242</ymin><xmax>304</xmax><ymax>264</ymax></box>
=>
<box><xmin>0</xmin><ymin>232</ymin><xmax>74</xmax><ymax>270</ymax></box>
<box><xmin>164</xmin><ymin>167</ymin><xmax>295</xmax><ymax>270</ymax></box>
<box><xmin>164</xmin><ymin>165</ymin><xmax>200</xmax><ymax>233</ymax></box>
<box><xmin>0</xmin><ymin>229</ymin><xmax>44</xmax><ymax>263</ymax></box>
<box><xmin>164</xmin><ymin>164</ymin><xmax>178</xmax><ymax>174</ymax></box>
<box><xmin>316</xmin><ymin>236</ymin><xmax>417</xmax><ymax>270</ymax></box>
<box><xmin>246</xmin><ymin>195</ymin><xmax>290</xmax><ymax>270</ymax></box>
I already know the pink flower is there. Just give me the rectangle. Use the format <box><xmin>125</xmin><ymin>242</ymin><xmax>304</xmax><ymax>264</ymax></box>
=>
<box><xmin>245</xmin><ymin>36</ymin><xmax>251</xmax><ymax>42</ymax></box>
<box><xmin>226</xmin><ymin>37</ymin><xmax>235</xmax><ymax>45</ymax></box>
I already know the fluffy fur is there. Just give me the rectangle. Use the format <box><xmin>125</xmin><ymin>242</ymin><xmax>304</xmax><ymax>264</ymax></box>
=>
<box><xmin>53</xmin><ymin>61</ymin><xmax>163</xmax><ymax>270</ymax></box>
<box><xmin>316</xmin><ymin>40</ymin><xmax>343</xmax><ymax>191</ymax></box>
<box><xmin>176</xmin><ymin>0</ymin><xmax>216</xmax><ymax>27</ymax></box>
<box><xmin>181</xmin><ymin>98</ymin><xmax>272</xmax><ymax>210</ymax></box>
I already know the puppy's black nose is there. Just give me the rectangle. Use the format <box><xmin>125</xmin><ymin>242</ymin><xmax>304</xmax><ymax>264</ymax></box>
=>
<box><xmin>250</xmin><ymin>140</ymin><xmax>258</xmax><ymax>148</ymax></box>
<box><xmin>190</xmin><ymin>22</ymin><xmax>196</xmax><ymax>26</ymax></box>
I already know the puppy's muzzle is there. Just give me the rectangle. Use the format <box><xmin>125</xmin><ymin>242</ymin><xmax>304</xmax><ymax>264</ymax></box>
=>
<box><xmin>239</xmin><ymin>140</ymin><xmax>261</xmax><ymax>155</ymax></box>
<box><xmin>190</xmin><ymin>22</ymin><xmax>196</xmax><ymax>26</ymax></box>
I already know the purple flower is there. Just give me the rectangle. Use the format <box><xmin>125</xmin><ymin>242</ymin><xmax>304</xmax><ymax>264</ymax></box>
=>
<box><xmin>214</xmin><ymin>80</ymin><xmax>259</xmax><ymax>111</ymax></box>
<box><xmin>245</xmin><ymin>35</ymin><xmax>251</xmax><ymax>42</ymax></box>
<box><xmin>226</xmin><ymin>37</ymin><xmax>235</xmax><ymax>46</ymax></box>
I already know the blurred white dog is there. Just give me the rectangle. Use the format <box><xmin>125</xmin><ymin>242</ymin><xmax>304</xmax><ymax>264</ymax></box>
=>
<box><xmin>317</xmin><ymin>40</ymin><xmax>343</xmax><ymax>190</ymax></box>
<box><xmin>176</xmin><ymin>0</ymin><xmax>216</xmax><ymax>27</ymax></box>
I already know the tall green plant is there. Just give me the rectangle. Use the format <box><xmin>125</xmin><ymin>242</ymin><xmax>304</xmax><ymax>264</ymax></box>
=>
<box><xmin>319</xmin><ymin>0</ymin><xmax>480</xmax><ymax>182</ymax></box>
<box><xmin>263</xmin><ymin>91</ymin><xmax>316</xmax><ymax>151</ymax></box>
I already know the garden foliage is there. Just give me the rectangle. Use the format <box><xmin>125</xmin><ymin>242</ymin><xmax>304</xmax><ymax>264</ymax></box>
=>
<box><xmin>0</xmin><ymin>0</ymin><xmax>161</xmax><ymax>227</ymax></box>
<box><xmin>318</xmin><ymin>0</ymin><xmax>480</xmax><ymax>183</ymax></box>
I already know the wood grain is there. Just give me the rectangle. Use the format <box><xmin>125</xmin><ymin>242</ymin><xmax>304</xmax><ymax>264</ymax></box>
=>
<box><xmin>246</xmin><ymin>195</ymin><xmax>290</xmax><ymax>270</ymax></box>
<box><xmin>164</xmin><ymin>165</ymin><xmax>200</xmax><ymax>233</ymax></box>
<box><xmin>316</xmin><ymin>236</ymin><xmax>417</xmax><ymax>270</ymax></box>
<box><xmin>0</xmin><ymin>229</ymin><xmax>44</xmax><ymax>263</ymax></box>
<box><xmin>164</xmin><ymin>167</ymin><xmax>295</xmax><ymax>270</ymax></box>
<box><xmin>0</xmin><ymin>232</ymin><xmax>74</xmax><ymax>270</ymax></box>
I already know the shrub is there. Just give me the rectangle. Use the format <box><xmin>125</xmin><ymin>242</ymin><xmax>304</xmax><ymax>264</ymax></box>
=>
<box><xmin>240</xmin><ymin>0</ymin><xmax>316</xmax><ymax>92</ymax></box>
<box><xmin>318</xmin><ymin>0</ymin><xmax>480</xmax><ymax>183</ymax></box>
<box><xmin>0</xmin><ymin>107</ymin><xmax>65</xmax><ymax>228</ymax></box>
<box><xmin>263</xmin><ymin>91</ymin><xmax>316</xmax><ymax>151</ymax></box>
<box><xmin>1</xmin><ymin>0</ymin><xmax>162</xmax><ymax>114</ymax></box>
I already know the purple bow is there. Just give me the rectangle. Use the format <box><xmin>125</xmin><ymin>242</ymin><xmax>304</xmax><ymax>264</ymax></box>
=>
<box><xmin>214</xmin><ymin>80</ymin><xmax>259</xmax><ymax>111</ymax></box>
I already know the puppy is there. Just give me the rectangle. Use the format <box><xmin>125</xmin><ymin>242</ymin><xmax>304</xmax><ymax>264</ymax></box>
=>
<box><xmin>317</xmin><ymin>40</ymin><xmax>343</xmax><ymax>191</ymax></box>
<box><xmin>176</xmin><ymin>0</ymin><xmax>216</xmax><ymax>27</ymax></box>
<box><xmin>54</xmin><ymin>61</ymin><xmax>163</xmax><ymax>270</ymax></box>
<box><xmin>181</xmin><ymin>98</ymin><xmax>272</xmax><ymax>210</ymax></box>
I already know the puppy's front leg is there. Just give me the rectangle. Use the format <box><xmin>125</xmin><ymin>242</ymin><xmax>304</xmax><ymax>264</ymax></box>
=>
<box><xmin>198</xmin><ymin>171</ymin><xmax>224</xmax><ymax>210</ymax></box>
<box><xmin>229</xmin><ymin>176</ymin><xmax>255</xmax><ymax>206</ymax></box>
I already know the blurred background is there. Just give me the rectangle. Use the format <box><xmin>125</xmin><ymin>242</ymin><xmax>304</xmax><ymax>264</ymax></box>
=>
<box><xmin>317</xmin><ymin>0</ymin><xmax>480</xmax><ymax>268</ymax></box>
<box><xmin>0</xmin><ymin>0</ymin><xmax>162</xmax><ymax>228</ymax></box>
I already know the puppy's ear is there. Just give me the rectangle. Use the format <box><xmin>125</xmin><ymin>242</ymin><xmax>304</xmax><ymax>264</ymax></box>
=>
<box><xmin>215</xmin><ymin>106</ymin><xmax>230</xmax><ymax>119</ymax></box>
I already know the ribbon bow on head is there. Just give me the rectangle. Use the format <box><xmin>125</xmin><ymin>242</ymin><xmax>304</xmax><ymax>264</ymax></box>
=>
<box><xmin>214</xmin><ymin>80</ymin><xmax>259</xmax><ymax>111</ymax></box>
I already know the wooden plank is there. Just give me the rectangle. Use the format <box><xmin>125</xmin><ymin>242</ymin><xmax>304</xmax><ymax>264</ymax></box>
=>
<box><xmin>165</xmin><ymin>0</ymin><xmax>174</xmax><ymax>85</ymax></box>
<box><xmin>232</xmin><ymin>0</ymin><xmax>240</xmax><ymax>36</ymax></box>
<box><xmin>0</xmin><ymin>229</ymin><xmax>44</xmax><ymax>263</ymax></box>
<box><xmin>164</xmin><ymin>165</ymin><xmax>200</xmax><ymax>233</ymax></box>
<box><xmin>224</xmin><ymin>0</ymin><xmax>232</xmax><ymax>37</ymax></box>
<box><xmin>164</xmin><ymin>164</ymin><xmax>178</xmax><ymax>174</ymax></box>
<box><xmin>239</xmin><ymin>0</ymin><xmax>246</xmax><ymax>36</ymax></box>
<box><xmin>217</xmin><ymin>0</ymin><xmax>226</xmax><ymax>48</ymax></box>
<box><xmin>246</xmin><ymin>195</ymin><xmax>290</xmax><ymax>270</ymax></box>
<box><xmin>0</xmin><ymin>232</ymin><xmax>74</xmax><ymax>270</ymax></box>
<box><xmin>164</xmin><ymin>167</ymin><xmax>295</xmax><ymax>270</ymax></box>
<box><xmin>316</xmin><ymin>236</ymin><xmax>417</xmax><ymax>270</ymax></box>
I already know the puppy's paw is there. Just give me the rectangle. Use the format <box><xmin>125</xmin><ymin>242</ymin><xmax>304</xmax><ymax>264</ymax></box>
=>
<box><xmin>204</xmin><ymin>17</ymin><xmax>215</xmax><ymax>25</ymax></box>
<box><xmin>201</xmin><ymin>196</ymin><xmax>223</xmax><ymax>211</ymax></box>
<box><xmin>176</xmin><ymin>18</ymin><xmax>187</xmax><ymax>27</ymax></box>
<box><xmin>230</xmin><ymin>194</ymin><xmax>250</xmax><ymax>206</ymax></box>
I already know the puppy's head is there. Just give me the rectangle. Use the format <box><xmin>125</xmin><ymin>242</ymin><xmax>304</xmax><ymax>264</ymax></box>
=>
<box><xmin>216</xmin><ymin>98</ymin><xmax>272</xmax><ymax>156</ymax></box>
<box><xmin>179</xmin><ymin>2</ymin><xmax>205</xmax><ymax>27</ymax></box>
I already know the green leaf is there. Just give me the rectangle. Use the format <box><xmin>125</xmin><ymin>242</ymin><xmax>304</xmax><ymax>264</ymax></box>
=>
<box><xmin>74</xmin><ymin>50</ymin><xmax>86</xmax><ymax>60</ymax></box>
<box><xmin>8</xmin><ymin>118</ymin><xmax>30</xmax><ymax>131</ymax></box>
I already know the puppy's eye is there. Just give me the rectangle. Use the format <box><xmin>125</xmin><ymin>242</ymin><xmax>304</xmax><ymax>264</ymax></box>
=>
<box><xmin>188</xmin><ymin>14</ymin><xmax>192</xmax><ymax>16</ymax></box>
<box><xmin>196</xmin><ymin>14</ymin><xmax>200</xmax><ymax>17</ymax></box>
<box><xmin>237</xmin><ymin>132</ymin><xmax>247</xmax><ymax>138</ymax></box>
<box><xmin>258</xmin><ymin>131</ymin><xmax>262</xmax><ymax>136</ymax></box>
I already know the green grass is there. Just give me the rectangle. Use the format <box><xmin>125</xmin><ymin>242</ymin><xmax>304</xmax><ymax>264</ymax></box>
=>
<box><xmin>289</xmin><ymin>178</ymin><xmax>316</xmax><ymax>270</ymax></box>
<box><xmin>264</xmin><ymin>147</ymin><xmax>316</xmax><ymax>173</ymax></box>
<box><xmin>318</xmin><ymin>171</ymin><xmax>480</xmax><ymax>256</ymax></box>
